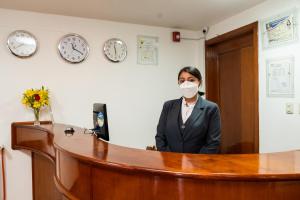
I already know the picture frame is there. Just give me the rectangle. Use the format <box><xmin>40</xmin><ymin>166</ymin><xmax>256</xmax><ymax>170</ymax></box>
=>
<box><xmin>266</xmin><ymin>56</ymin><xmax>294</xmax><ymax>98</ymax></box>
<box><xmin>261</xmin><ymin>9</ymin><xmax>298</xmax><ymax>49</ymax></box>
<box><xmin>137</xmin><ymin>35</ymin><xmax>158</xmax><ymax>65</ymax></box>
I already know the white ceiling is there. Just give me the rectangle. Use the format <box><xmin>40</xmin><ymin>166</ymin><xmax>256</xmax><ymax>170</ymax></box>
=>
<box><xmin>0</xmin><ymin>0</ymin><xmax>267</xmax><ymax>30</ymax></box>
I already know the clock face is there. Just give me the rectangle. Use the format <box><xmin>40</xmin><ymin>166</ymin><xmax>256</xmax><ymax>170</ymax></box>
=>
<box><xmin>7</xmin><ymin>30</ymin><xmax>38</xmax><ymax>58</ymax></box>
<box><xmin>103</xmin><ymin>38</ymin><xmax>127</xmax><ymax>62</ymax></box>
<box><xmin>58</xmin><ymin>34</ymin><xmax>89</xmax><ymax>63</ymax></box>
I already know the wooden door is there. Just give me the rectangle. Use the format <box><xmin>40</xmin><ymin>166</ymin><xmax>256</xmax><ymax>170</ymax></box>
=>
<box><xmin>205</xmin><ymin>22</ymin><xmax>259</xmax><ymax>154</ymax></box>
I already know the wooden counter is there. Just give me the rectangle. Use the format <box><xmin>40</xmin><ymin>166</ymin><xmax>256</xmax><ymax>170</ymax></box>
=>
<box><xmin>11</xmin><ymin>122</ymin><xmax>300</xmax><ymax>200</ymax></box>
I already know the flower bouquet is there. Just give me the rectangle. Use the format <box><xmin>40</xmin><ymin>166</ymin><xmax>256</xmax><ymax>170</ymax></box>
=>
<box><xmin>22</xmin><ymin>86</ymin><xmax>49</xmax><ymax>125</ymax></box>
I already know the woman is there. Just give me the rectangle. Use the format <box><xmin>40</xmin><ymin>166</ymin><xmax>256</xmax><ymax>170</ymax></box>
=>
<box><xmin>155</xmin><ymin>66</ymin><xmax>221</xmax><ymax>154</ymax></box>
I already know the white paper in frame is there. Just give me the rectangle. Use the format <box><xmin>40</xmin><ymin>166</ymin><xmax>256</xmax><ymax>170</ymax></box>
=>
<box><xmin>137</xmin><ymin>35</ymin><xmax>159</xmax><ymax>65</ymax></box>
<box><xmin>261</xmin><ymin>9</ymin><xmax>298</xmax><ymax>49</ymax></box>
<box><xmin>266</xmin><ymin>56</ymin><xmax>294</xmax><ymax>98</ymax></box>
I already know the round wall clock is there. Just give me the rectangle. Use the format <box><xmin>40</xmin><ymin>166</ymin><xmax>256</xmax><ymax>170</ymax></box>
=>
<box><xmin>103</xmin><ymin>38</ymin><xmax>127</xmax><ymax>62</ymax></box>
<box><xmin>58</xmin><ymin>33</ymin><xmax>89</xmax><ymax>63</ymax></box>
<box><xmin>7</xmin><ymin>30</ymin><xmax>38</xmax><ymax>58</ymax></box>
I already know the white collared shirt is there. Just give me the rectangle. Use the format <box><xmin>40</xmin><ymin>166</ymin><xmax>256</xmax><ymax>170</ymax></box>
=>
<box><xmin>181</xmin><ymin>95</ymin><xmax>198</xmax><ymax>124</ymax></box>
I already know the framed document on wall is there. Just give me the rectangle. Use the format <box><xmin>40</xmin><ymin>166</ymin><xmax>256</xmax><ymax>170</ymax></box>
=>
<box><xmin>261</xmin><ymin>9</ymin><xmax>298</xmax><ymax>49</ymax></box>
<box><xmin>137</xmin><ymin>35</ymin><xmax>158</xmax><ymax>65</ymax></box>
<box><xmin>266</xmin><ymin>56</ymin><xmax>294</xmax><ymax>98</ymax></box>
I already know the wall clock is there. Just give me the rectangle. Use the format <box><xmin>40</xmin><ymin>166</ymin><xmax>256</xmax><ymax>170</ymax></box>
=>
<box><xmin>103</xmin><ymin>38</ymin><xmax>127</xmax><ymax>62</ymax></box>
<box><xmin>58</xmin><ymin>33</ymin><xmax>89</xmax><ymax>63</ymax></box>
<box><xmin>7</xmin><ymin>30</ymin><xmax>38</xmax><ymax>58</ymax></box>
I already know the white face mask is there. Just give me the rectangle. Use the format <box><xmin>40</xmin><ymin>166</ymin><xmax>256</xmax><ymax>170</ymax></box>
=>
<box><xmin>179</xmin><ymin>81</ymin><xmax>199</xmax><ymax>98</ymax></box>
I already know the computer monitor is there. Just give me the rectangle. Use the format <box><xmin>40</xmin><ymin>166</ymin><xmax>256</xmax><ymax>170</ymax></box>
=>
<box><xmin>93</xmin><ymin>103</ymin><xmax>109</xmax><ymax>141</ymax></box>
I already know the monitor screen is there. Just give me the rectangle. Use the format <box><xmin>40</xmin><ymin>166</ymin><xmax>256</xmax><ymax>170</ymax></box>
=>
<box><xmin>93</xmin><ymin>103</ymin><xmax>109</xmax><ymax>141</ymax></box>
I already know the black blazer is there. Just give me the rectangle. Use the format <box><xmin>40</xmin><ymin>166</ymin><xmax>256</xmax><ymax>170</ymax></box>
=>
<box><xmin>155</xmin><ymin>96</ymin><xmax>221</xmax><ymax>154</ymax></box>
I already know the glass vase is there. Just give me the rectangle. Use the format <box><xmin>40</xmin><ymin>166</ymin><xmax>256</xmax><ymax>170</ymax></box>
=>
<box><xmin>33</xmin><ymin>109</ymin><xmax>40</xmax><ymax>126</ymax></box>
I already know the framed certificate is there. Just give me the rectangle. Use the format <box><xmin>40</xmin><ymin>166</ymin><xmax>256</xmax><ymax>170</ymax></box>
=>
<box><xmin>261</xmin><ymin>9</ymin><xmax>298</xmax><ymax>49</ymax></box>
<box><xmin>137</xmin><ymin>35</ymin><xmax>158</xmax><ymax>65</ymax></box>
<box><xmin>266</xmin><ymin>56</ymin><xmax>294</xmax><ymax>98</ymax></box>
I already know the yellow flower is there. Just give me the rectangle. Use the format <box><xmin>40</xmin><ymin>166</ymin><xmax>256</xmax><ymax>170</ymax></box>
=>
<box><xmin>25</xmin><ymin>89</ymin><xmax>34</xmax><ymax>97</ymax></box>
<box><xmin>21</xmin><ymin>86</ymin><xmax>50</xmax><ymax>110</ymax></box>
<box><xmin>21</xmin><ymin>98</ymin><xmax>27</xmax><ymax>105</ymax></box>
<box><xmin>33</xmin><ymin>101</ymin><xmax>39</xmax><ymax>109</ymax></box>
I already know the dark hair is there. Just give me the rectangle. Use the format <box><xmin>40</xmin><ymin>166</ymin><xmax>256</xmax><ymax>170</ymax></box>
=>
<box><xmin>178</xmin><ymin>66</ymin><xmax>202</xmax><ymax>81</ymax></box>
<box><xmin>178</xmin><ymin>66</ymin><xmax>204</xmax><ymax>96</ymax></box>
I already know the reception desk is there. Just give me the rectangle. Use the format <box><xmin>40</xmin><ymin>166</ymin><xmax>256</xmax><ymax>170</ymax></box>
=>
<box><xmin>11</xmin><ymin>122</ymin><xmax>300</xmax><ymax>200</ymax></box>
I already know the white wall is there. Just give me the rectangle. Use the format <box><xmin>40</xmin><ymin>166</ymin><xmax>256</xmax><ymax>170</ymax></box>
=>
<box><xmin>207</xmin><ymin>0</ymin><xmax>300</xmax><ymax>153</ymax></box>
<box><xmin>0</xmin><ymin>8</ymin><xmax>201</xmax><ymax>200</ymax></box>
<box><xmin>3</xmin><ymin>0</ymin><xmax>300</xmax><ymax>199</ymax></box>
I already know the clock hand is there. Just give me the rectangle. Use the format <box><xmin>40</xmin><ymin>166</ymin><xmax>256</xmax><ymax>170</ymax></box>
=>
<box><xmin>74</xmin><ymin>48</ymin><xmax>83</xmax><ymax>55</ymax></box>
<box><xmin>14</xmin><ymin>43</ymin><xmax>24</xmax><ymax>49</ymax></box>
<box><xmin>114</xmin><ymin>44</ymin><xmax>117</xmax><ymax>55</ymax></box>
<box><xmin>71</xmin><ymin>43</ymin><xmax>83</xmax><ymax>55</ymax></box>
<box><xmin>71</xmin><ymin>43</ymin><xmax>75</xmax><ymax>50</ymax></box>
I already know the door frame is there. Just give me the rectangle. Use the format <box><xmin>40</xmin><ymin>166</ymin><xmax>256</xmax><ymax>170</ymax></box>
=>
<box><xmin>205</xmin><ymin>22</ymin><xmax>259</xmax><ymax>153</ymax></box>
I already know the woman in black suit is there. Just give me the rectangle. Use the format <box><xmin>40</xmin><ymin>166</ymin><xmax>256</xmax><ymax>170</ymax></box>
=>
<box><xmin>155</xmin><ymin>66</ymin><xmax>221</xmax><ymax>154</ymax></box>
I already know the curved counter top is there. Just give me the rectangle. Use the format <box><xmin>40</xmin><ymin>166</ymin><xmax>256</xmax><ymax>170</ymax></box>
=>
<box><xmin>11</xmin><ymin>122</ymin><xmax>300</xmax><ymax>200</ymax></box>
